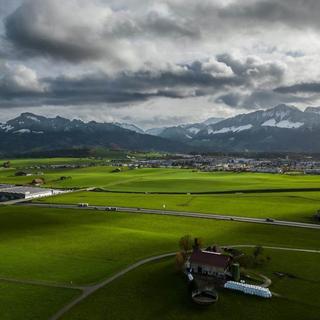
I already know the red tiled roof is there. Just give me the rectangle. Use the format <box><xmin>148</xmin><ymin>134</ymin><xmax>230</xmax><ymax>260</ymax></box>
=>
<box><xmin>189</xmin><ymin>250</ymin><xmax>231</xmax><ymax>269</ymax></box>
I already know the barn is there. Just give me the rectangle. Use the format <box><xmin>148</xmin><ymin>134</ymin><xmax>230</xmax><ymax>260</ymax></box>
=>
<box><xmin>186</xmin><ymin>249</ymin><xmax>233</xmax><ymax>279</ymax></box>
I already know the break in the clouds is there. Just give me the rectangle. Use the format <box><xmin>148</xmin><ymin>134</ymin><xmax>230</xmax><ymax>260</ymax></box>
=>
<box><xmin>1</xmin><ymin>0</ymin><xmax>320</xmax><ymax>127</ymax></box>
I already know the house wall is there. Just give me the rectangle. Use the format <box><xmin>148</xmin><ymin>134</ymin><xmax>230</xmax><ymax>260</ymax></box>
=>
<box><xmin>190</xmin><ymin>262</ymin><xmax>228</xmax><ymax>278</ymax></box>
<box><xmin>0</xmin><ymin>192</ymin><xmax>25</xmax><ymax>201</ymax></box>
<box><xmin>0</xmin><ymin>190</ymin><xmax>54</xmax><ymax>201</ymax></box>
<box><xmin>25</xmin><ymin>190</ymin><xmax>54</xmax><ymax>199</ymax></box>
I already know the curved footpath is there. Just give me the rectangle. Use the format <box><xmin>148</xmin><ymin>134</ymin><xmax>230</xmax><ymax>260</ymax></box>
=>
<box><xmin>23</xmin><ymin>202</ymin><xmax>320</xmax><ymax>230</ymax></box>
<box><xmin>49</xmin><ymin>252</ymin><xmax>176</xmax><ymax>320</ymax></box>
<box><xmin>49</xmin><ymin>245</ymin><xmax>320</xmax><ymax>320</ymax></box>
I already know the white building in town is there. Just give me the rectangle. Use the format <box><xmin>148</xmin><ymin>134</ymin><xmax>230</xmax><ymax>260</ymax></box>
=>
<box><xmin>0</xmin><ymin>184</ymin><xmax>63</xmax><ymax>202</ymax></box>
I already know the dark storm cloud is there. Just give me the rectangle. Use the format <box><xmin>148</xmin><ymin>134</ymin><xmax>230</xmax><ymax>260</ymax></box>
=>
<box><xmin>4</xmin><ymin>0</ymin><xmax>200</xmax><ymax>63</ymax></box>
<box><xmin>5</xmin><ymin>0</ymin><xmax>320</xmax><ymax>64</ymax></box>
<box><xmin>219</xmin><ymin>0</ymin><xmax>320</xmax><ymax>29</ymax></box>
<box><xmin>216</xmin><ymin>92</ymin><xmax>243</xmax><ymax>108</ymax></box>
<box><xmin>275</xmin><ymin>82</ymin><xmax>320</xmax><ymax>94</ymax></box>
<box><xmin>216</xmin><ymin>54</ymin><xmax>285</xmax><ymax>85</ymax></box>
<box><xmin>142</xmin><ymin>10</ymin><xmax>200</xmax><ymax>39</ymax></box>
<box><xmin>0</xmin><ymin>55</ymin><xmax>287</xmax><ymax>108</ymax></box>
<box><xmin>0</xmin><ymin>64</ymin><xmax>229</xmax><ymax>107</ymax></box>
<box><xmin>216</xmin><ymin>89</ymin><xmax>311</xmax><ymax>110</ymax></box>
<box><xmin>4</xmin><ymin>1</ymin><xmax>105</xmax><ymax>62</ymax></box>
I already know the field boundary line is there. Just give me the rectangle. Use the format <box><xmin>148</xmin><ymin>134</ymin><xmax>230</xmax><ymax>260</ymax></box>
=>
<box><xmin>0</xmin><ymin>276</ymin><xmax>85</xmax><ymax>290</ymax></box>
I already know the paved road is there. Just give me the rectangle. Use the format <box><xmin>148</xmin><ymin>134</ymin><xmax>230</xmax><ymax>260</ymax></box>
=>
<box><xmin>49</xmin><ymin>244</ymin><xmax>319</xmax><ymax>320</ymax></box>
<box><xmin>229</xmin><ymin>244</ymin><xmax>320</xmax><ymax>253</ymax></box>
<box><xmin>23</xmin><ymin>202</ymin><xmax>320</xmax><ymax>230</ymax></box>
<box><xmin>0</xmin><ymin>198</ymin><xmax>33</xmax><ymax>205</ymax></box>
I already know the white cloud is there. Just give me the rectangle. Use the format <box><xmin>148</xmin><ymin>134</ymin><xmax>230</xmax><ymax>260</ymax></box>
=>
<box><xmin>0</xmin><ymin>62</ymin><xmax>45</xmax><ymax>93</ymax></box>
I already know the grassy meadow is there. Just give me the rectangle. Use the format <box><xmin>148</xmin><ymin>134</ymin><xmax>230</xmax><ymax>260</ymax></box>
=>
<box><xmin>2</xmin><ymin>206</ymin><xmax>319</xmax><ymax>284</ymax></box>
<box><xmin>62</xmin><ymin>250</ymin><xmax>320</xmax><ymax>320</ymax></box>
<box><xmin>1</xmin><ymin>164</ymin><xmax>320</xmax><ymax>192</ymax></box>
<box><xmin>1</xmin><ymin>159</ymin><xmax>320</xmax><ymax>319</ymax></box>
<box><xmin>0</xmin><ymin>281</ymin><xmax>79</xmax><ymax>320</ymax></box>
<box><xmin>38</xmin><ymin>190</ymin><xmax>320</xmax><ymax>222</ymax></box>
<box><xmin>0</xmin><ymin>205</ymin><xmax>319</xmax><ymax>319</ymax></box>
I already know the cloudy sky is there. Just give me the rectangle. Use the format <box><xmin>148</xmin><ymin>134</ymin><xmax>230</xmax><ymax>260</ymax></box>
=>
<box><xmin>1</xmin><ymin>0</ymin><xmax>320</xmax><ymax>128</ymax></box>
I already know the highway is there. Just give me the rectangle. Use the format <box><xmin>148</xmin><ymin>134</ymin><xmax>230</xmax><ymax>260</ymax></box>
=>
<box><xmin>22</xmin><ymin>202</ymin><xmax>320</xmax><ymax>230</ymax></box>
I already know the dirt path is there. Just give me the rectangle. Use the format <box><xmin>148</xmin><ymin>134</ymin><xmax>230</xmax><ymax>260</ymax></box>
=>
<box><xmin>49</xmin><ymin>252</ymin><xmax>176</xmax><ymax>320</ymax></box>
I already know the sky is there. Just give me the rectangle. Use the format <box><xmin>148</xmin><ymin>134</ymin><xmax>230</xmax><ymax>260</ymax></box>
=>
<box><xmin>1</xmin><ymin>0</ymin><xmax>320</xmax><ymax>129</ymax></box>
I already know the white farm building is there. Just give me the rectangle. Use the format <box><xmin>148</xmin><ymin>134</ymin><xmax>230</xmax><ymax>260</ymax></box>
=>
<box><xmin>0</xmin><ymin>184</ymin><xmax>62</xmax><ymax>202</ymax></box>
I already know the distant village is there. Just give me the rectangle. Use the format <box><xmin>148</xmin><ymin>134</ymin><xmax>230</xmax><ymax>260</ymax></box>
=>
<box><xmin>116</xmin><ymin>154</ymin><xmax>320</xmax><ymax>175</ymax></box>
<box><xmin>4</xmin><ymin>153</ymin><xmax>320</xmax><ymax>175</ymax></box>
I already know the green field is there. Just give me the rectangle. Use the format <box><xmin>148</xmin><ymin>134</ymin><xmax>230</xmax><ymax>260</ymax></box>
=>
<box><xmin>0</xmin><ymin>281</ymin><xmax>79</xmax><ymax>320</ymax></box>
<box><xmin>62</xmin><ymin>250</ymin><xmax>320</xmax><ymax>320</ymax></box>
<box><xmin>2</xmin><ymin>165</ymin><xmax>320</xmax><ymax>193</ymax></box>
<box><xmin>38</xmin><ymin>190</ymin><xmax>320</xmax><ymax>222</ymax></box>
<box><xmin>2</xmin><ymin>206</ymin><xmax>319</xmax><ymax>284</ymax></box>
<box><xmin>1</xmin><ymin>160</ymin><xmax>320</xmax><ymax>319</ymax></box>
<box><xmin>0</xmin><ymin>205</ymin><xmax>319</xmax><ymax>319</ymax></box>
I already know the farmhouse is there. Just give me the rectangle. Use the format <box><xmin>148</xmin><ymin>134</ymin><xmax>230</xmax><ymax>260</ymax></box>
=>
<box><xmin>0</xmin><ymin>184</ymin><xmax>62</xmax><ymax>202</ymax></box>
<box><xmin>186</xmin><ymin>249</ymin><xmax>233</xmax><ymax>279</ymax></box>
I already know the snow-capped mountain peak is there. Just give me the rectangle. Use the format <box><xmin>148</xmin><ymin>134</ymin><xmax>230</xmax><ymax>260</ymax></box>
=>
<box><xmin>146</xmin><ymin>117</ymin><xmax>224</xmax><ymax>141</ymax></box>
<box><xmin>195</xmin><ymin>104</ymin><xmax>320</xmax><ymax>140</ymax></box>
<box><xmin>262</xmin><ymin>104</ymin><xmax>300</xmax><ymax>121</ymax></box>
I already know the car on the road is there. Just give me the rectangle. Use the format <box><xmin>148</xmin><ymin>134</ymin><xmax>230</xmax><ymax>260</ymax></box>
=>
<box><xmin>265</xmin><ymin>218</ymin><xmax>274</xmax><ymax>222</ymax></box>
<box><xmin>105</xmin><ymin>207</ymin><xmax>117</xmax><ymax>211</ymax></box>
<box><xmin>78</xmin><ymin>203</ymin><xmax>89</xmax><ymax>207</ymax></box>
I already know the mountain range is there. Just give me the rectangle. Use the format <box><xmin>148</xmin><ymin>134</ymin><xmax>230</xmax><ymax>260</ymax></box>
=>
<box><xmin>144</xmin><ymin>117</ymin><xmax>224</xmax><ymax>142</ymax></box>
<box><xmin>0</xmin><ymin>113</ymin><xmax>188</xmax><ymax>155</ymax></box>
<box><xmin>187</xmin><ymin>104</ymin><xmax>320</xmax><ymax>152</ymax></box>
<box><xmin>1</xmin><ymin>104</ymin><xmax>320</xmax><ymax>154</ymax></box>
<box><xmin>120</xmin><ymin>104</ymin><xmax>320</xmax><ymax>152</ymax></box>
